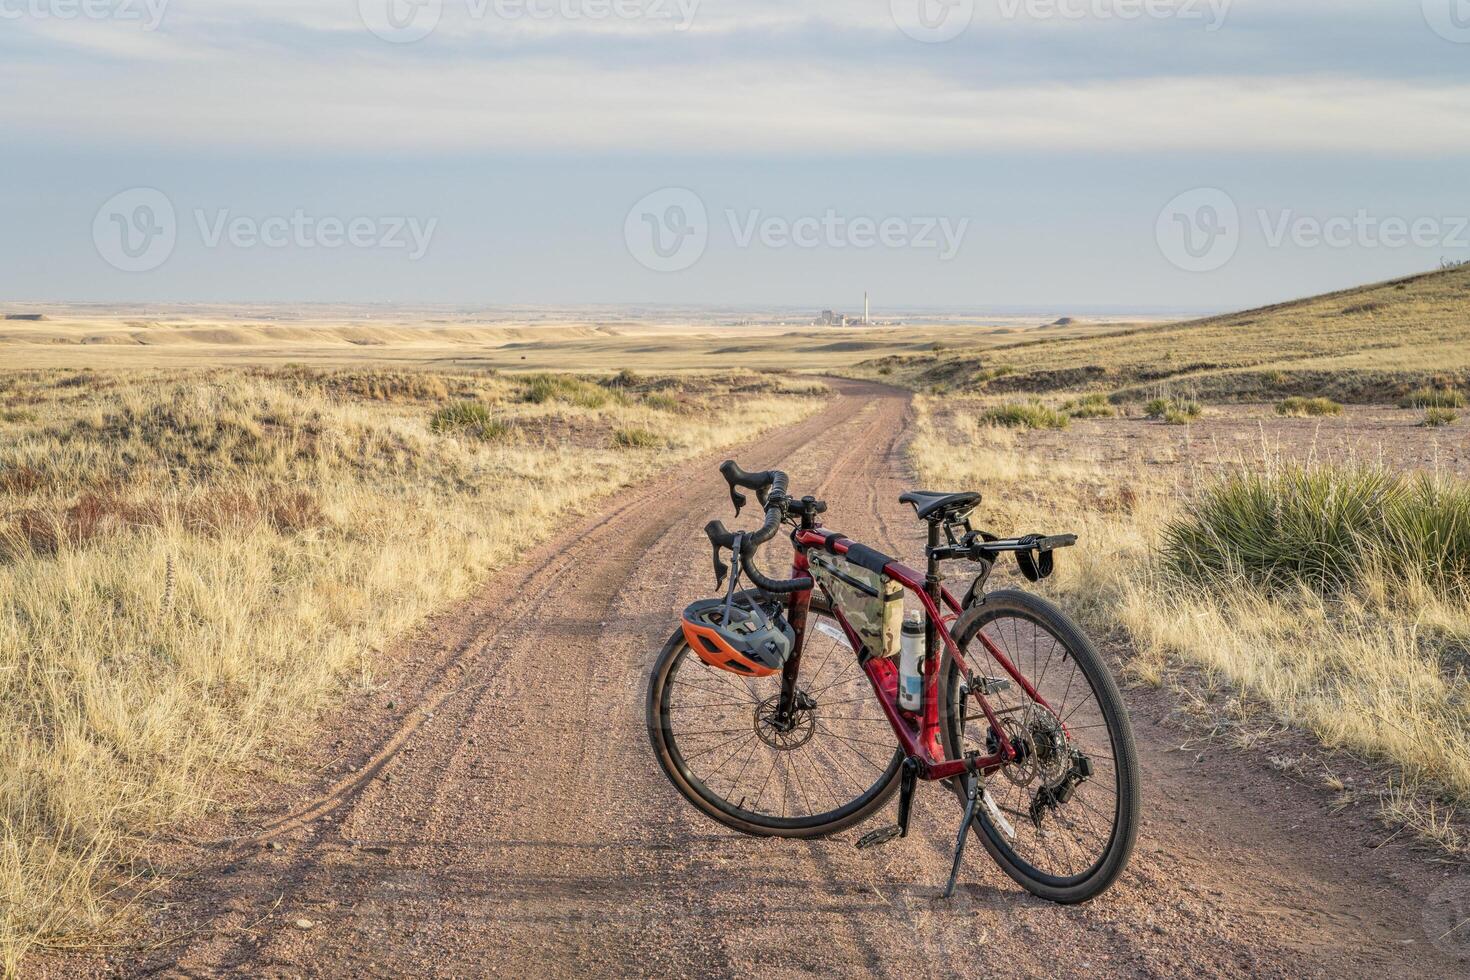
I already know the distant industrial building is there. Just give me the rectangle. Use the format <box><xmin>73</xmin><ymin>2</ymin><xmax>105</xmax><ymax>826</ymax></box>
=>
<box><xmin>816</xmin><ymin>293</ymin><xmax>872</xmax><ymax>327</ymax></box>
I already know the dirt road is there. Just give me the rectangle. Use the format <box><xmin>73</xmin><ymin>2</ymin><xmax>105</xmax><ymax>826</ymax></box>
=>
<box><xmin>77</xmin><ymin>380</ymin><xmax>1465</xmax><ymax>978</ymax></box>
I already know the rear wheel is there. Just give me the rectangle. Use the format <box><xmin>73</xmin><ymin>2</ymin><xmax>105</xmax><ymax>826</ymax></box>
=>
<box><xmin>939</xmin><ymin>590</ymin><xmax>1139</xmax><ymax>903</ymax></box>
<box><xmin>647</xmin><ymin>596</ymin><xmax>903</xmax><ymax>837</ymax></box>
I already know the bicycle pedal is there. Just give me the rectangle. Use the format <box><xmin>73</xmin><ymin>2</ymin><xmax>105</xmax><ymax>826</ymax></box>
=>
<box><xmin>855</xmin><ymin>826</ymin><xmax>902</xmax><ymax>850</ymax></box>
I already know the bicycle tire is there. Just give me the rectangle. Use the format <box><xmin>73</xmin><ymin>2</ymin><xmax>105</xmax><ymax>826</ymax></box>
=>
<box><xmin>647</xmin><ymin>596</ymin><xmax>904</xmax><ymax>838</ymax></box>
<box><xmin>938</xmin><ymin>589</ymin><xmax>1140</xmax><ymax>903</ymax></box>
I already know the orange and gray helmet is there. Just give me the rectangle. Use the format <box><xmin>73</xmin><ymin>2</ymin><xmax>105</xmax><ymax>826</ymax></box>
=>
<box><xmin>682</xmin><ymin>592</ymin><xmax>795</xmax><ymax>678</ymax></box>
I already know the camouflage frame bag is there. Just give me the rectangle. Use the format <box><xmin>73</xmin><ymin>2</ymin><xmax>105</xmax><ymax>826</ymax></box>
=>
<box><xmin>808</xmin><ymin>550</ymin><xmax>903</xmax><ymax>659</ymax></box>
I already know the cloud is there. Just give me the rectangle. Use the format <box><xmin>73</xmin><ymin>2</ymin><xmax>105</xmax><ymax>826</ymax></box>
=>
<box><xmin>2</xmin><ymin>0</ymin><xmax>1467</xmax><ymax>154</ymax></box>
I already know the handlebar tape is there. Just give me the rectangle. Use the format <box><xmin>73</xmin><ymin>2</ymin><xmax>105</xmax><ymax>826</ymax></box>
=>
<box><xmin>719</xmin><ymin>461</ymin><xmax>789</xmax><ymax>515</ymax></box>
<box><xmin>704</xmin><ymin>465</ymin><xmax>811</xmax><ymax>593</ymax></box>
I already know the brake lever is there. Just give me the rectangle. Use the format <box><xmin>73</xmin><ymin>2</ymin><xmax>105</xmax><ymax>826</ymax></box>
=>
<box><xmin>705</xmin><ymin>520</ymin><xmax>732</xmax><ymax>588</ymax></box>
<box><xmin>729</xmin><ymin>485</ymin><xmax>747</xmax><ymax>518</ymax></box>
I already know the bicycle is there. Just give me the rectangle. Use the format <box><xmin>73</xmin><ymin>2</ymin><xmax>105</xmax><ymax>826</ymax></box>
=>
<box><xmin>646</xmin><ymin>462</ymin><xmax>1139</xmax><ymax>903</ymax></box>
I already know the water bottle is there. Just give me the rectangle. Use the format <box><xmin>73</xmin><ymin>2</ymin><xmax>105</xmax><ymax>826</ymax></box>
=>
<box><xmin>899</xmin><ymin>610</ymin><xmax>924</xmax><ymax>712</ymax></box>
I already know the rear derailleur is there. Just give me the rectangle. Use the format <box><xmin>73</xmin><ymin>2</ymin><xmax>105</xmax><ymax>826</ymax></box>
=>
<box><xmin>1028</xmin><ymin>751</ymin><xmax>1094</xmax><ymax>829</ymax></box>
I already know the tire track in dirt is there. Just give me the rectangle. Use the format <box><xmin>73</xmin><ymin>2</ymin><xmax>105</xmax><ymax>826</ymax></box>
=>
<box><xmin>55</xmin><ymin>379</ymin><xmax>1468</xmax><ymax>979</ymax></box>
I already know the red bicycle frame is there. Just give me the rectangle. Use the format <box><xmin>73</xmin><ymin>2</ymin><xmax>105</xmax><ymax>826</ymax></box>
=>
<box><xmin>783</xmin><ymin>528</ymin><xmax>1061</xmax><ymax>782</ymax></box>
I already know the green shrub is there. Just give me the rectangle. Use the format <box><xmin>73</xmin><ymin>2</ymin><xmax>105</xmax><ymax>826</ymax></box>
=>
<box><xmin>612</xmin><ymin>427</ymin><xmax>663</xmax><ymax>449</ymax></box>
<box><xmin>641</xmin><ymin>392</ymin><xmax>682</xmax><ymax>413</ymax></box>
<box><xmin>521</xmin><ymin>373</ymin><xmax>613</xmax><ymax>408</ymax></box>
<box><xmin>429</xmin><ymin>401</ymin><xmax>513</xmax><ymax>441</ymax></box>
<box><xmin>1162</xmin><ymin>464</ymin><xmax>1470</xmax><ymax>597</ymax></box>
<box><xmin>982</xmin><ymin>402</ymin><xmax>1070</xmax><ymax>430</ymax></box>
<box><xmin>1400</xmin><ymin>387</ymin><xmax>1466</xmax><ymax>409</ymax></box>
<box><xmin>1423</xmin><ymin>407</ymin><xmax>1460</xmax><ymax>427</ymax></box>
<box><xmin>1147</xmin><ymin>397</ymin><xmax>1203</xmax><ymax>423</ymax></box>
<box><xmin>1062</xmin><ymin>393</ymin><xmax>1115</xmax><ymax>419</ymax></box>
<box><xmin>1277</xmin><ymin>396</ymin><xmax>1342</xmax><ymax>418</ymax></box>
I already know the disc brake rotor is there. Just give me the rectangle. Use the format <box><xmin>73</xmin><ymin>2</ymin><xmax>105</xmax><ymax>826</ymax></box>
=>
<box><xmin>754</xmin><ymin>692</ymin><xmax>816</xmax><ymax>750</ymax></box>
<box><xmin>1001</xmin><ymin>704</ymin><xmax>1070</xmax><ymax>788</ymax></box>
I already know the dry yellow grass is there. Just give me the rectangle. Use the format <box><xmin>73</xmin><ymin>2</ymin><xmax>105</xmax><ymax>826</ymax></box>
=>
<box><xmin>0</xmin><ymin>366</ymin><xmax>826</xmax><ymax>970</ymax></box>
<box><xmin>909</xmin><ymin>395</ymin><xmax>1470</xmax><ymax>850</ymax></box>
<box><xmin>874</xmin><ymin>264</ymin><xmax>1470</xmax><ymax>403</ymax></box>
<box><xmin>0</xmin><ymin>308</ymin><xmax>1137</xmax><ymax>375</ymax></box>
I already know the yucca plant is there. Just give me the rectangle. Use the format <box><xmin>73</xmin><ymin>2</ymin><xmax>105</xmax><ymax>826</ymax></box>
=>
<box><xmin>429</xmin><ymin>401</ymin><xmax>514</xmax><ymax>441</ymax></box>
<box><xmin>1401</xmin><ymin>387</ymin><xmax>1466</xmax><ymax>409</ymax></box>
<box><xmin>981</xmin><ymin>401</ymin><xmax>1070</xmax><ymax>430</ymax></box>
<box><xmin>1164</xmin><ymin>463</ymin><xmax>1470</xmax><ymax>598</ymax></box>
<box><xmin>1063</xmin><ymin>393</ymin><xmax>1115</xmax><ymax>419</ymax></box>
<box><xmin>1276</xmin><ymin>396</ymin><xmax>1342</xmax><ymax>417</ymax></box>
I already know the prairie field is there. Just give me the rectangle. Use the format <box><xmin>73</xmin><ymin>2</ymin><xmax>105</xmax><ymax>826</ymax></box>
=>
<box><xmin>903</xmin><ymin>267</ymin><xmax>1470</xmax><ymax>852</ymax></box>
<box><xmin>867</xmin><ymin>263</ymin><xmax>1470</xmax><ymax>404</ymax></box>
<box><xmin>3</xmin><ymin>266</ymin><xmax>1470</xmax><ymax>973</ymax></box>
<box><xmin>0</xmin><ymin>364</ymin><xmax>826</xmax><ymax>968</ymax></box>
<box><xmin>0</xmin><ymin>306</ymin><xmax>1137</xmax><ymax>375</ymax></box>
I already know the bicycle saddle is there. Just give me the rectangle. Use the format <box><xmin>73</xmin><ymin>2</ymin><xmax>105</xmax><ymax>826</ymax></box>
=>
<box><xmin>899</xmin><ymin>490</ymin><xmax>982</xmax><ymax>522</ymax></box>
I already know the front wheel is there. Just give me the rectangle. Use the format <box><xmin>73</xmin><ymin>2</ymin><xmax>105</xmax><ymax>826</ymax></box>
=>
<box><xmin>646</xmin><ymin>596</ymin><xmax>904</xmax><ymax>838</ymax></box>
<box><xmin>939</xmin><ymin>589</ymin><xmax>1140</xmax><ymax>903</ymax></box>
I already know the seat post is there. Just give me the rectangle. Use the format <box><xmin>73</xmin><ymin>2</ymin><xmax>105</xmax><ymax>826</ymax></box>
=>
<box><xmin>925</xmin><ymin>519</ymin><xmax>942</xmax><ymax>664</ymax></box>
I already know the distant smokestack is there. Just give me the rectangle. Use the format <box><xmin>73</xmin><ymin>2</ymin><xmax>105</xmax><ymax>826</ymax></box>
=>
<box><xmin>864</xmin><ymin>292</ymin><xmax>870</xmax><ymax>325</ymax></box>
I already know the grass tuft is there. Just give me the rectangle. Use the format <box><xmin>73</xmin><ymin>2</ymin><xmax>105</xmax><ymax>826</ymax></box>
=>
<box><xmin>1146</xmin><ymin>397</ymin><xmax>1203</xmax><ymax>423</ymax></box>
<box><xmin>1400</xmin><ymin>387</ymin><xmax>1466</xmax><ymax>409</ymax></box>
<box><xmin>1276</xmin><ymin>396</ymin><xmax>1342</xmax><ymax>417</ymax></box>
<box><xmin>981</xmin><ymin>401</ymin><xmax>1070</xmax><ymax>430</ymax></box>
<box><xmin>612</xmin><ymin>427</ymin><xmax>663</xmax><ymax>449</ymax></box>
<box><xmin>522</xmin><ymin>373</ymin><xmax>615</xmax><ymax>409</ymax></box>
<box><xmin>1162</xmin><ymin>463</ymin><xmax>1470</xmax><ymax>597</ymax></box>
<box><xmin>1423</xmin><ymin>407</ymin><xmax>1459</xmax><ymax>427</ymax></box>
<box><xmin>430</xmin><ymin>401</ymin><xmax>514</xmax><ymax>442</ymax></box>
<box><xmin>1062</xmin><ymin>393</ymin><xmax>1115</xmax><ymax>419</ymax></box>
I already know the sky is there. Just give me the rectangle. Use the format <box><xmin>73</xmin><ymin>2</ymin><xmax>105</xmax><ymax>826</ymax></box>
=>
<box><xmin>2</xmin><ymin>0</ymin><xmax>1469</xmax><ymax>314</ymax></box>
